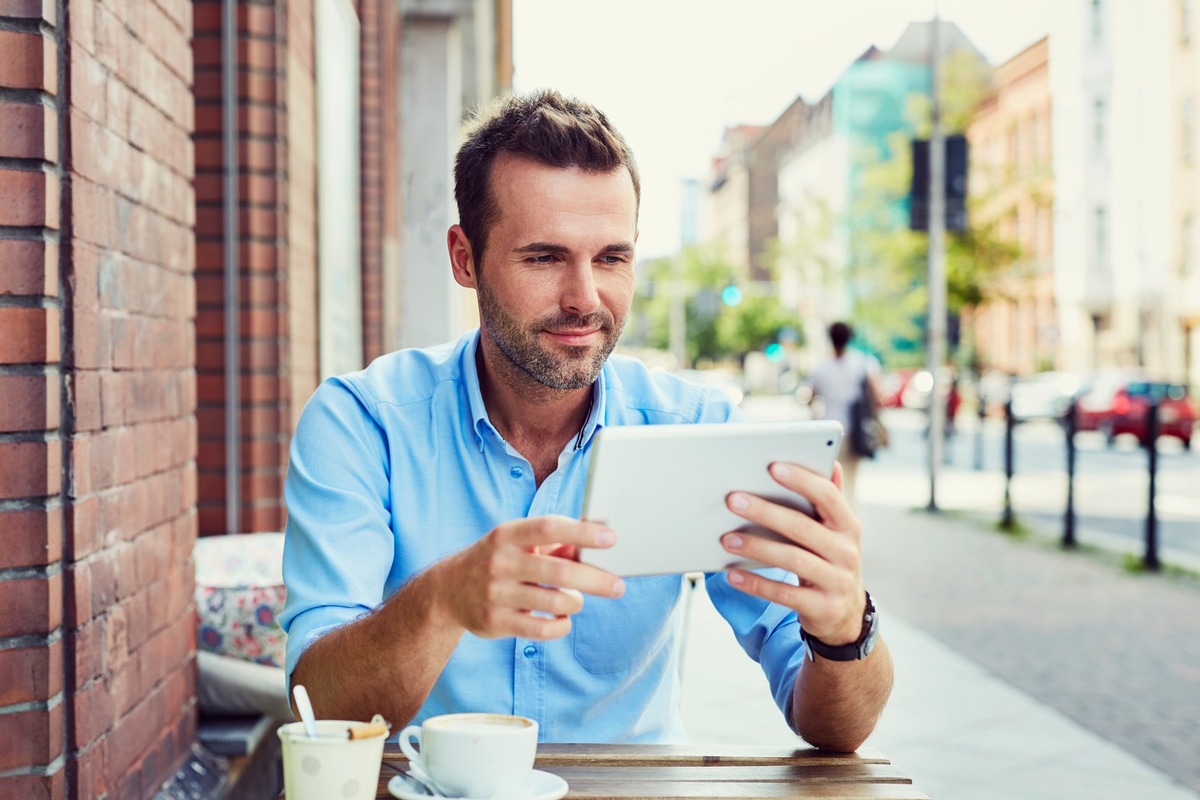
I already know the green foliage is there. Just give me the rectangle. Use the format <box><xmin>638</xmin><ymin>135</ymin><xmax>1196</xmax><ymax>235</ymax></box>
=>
<box><xmin>628</xmin><ymin>243</ymin><xmax>804</xmax><ymax>365</ymax></box>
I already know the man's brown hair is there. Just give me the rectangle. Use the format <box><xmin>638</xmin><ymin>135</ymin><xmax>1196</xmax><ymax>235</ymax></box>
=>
<box><xmin>454</xmin><ymin>89</ymin><xmax>641</xmax><ymax>266</ymax></box>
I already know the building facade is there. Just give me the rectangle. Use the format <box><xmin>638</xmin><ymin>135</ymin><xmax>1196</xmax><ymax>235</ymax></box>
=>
<box><xmin>1051</xmin><ymin>0</ymin><xmax>1173</xmax><ymax>377</ymax></box>
<box><xmin>0</xmin><ymin>1</ymin><xmax>510</xmax><ymax>796</ymax></box>
<box><xmin>1170</xmin><ymin>0</ymin><xmax>1200</xmax><ymax>387</ymax></box>
<box><xmin>965</xmin><ymin>37</ymin><xmax>1056</xmax><ymax>376</ymax></box>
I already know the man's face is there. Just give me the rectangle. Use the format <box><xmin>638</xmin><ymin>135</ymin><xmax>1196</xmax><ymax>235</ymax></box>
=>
<box><xmin>473</xmin><ymin>155</ymin><xmax>638</xmax><ymax>391</ymax></box>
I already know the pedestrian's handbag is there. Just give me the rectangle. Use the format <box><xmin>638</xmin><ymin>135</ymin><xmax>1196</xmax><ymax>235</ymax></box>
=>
<box><xmin>849</xmin><ymin>373</ymin><xmax>884</xmax><ymax>458</ymax></box>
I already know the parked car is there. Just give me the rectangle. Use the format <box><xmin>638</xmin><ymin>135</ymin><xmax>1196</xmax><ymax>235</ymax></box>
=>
<box><xmin>1099</xmin><ymin>380</ymin><xmax>1195</xmax><ymax>449</ymax></box>
<box><xmin>1072</xmin><ymin>369</ymin><xmax>1148</xmax><ymax>433</ymax></box>
<box><xmin>1008</xmin><ymin>371</ymin><xmax>1079</xmax><ymax>422</ymax></box>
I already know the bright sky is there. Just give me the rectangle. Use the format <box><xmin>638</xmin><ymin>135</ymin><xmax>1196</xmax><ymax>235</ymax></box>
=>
<box><xmin>511</xmin><ymin>0</ymin><xmax>1054</xmax><ymax>260</ymax></box>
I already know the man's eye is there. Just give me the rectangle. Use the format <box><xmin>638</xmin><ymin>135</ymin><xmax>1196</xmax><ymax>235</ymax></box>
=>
<box><xmin>598</xmin><ymin>255</ymin><xmax>627</xmax><ymax>265</ymax></box>
<box><xmin>528</xmin><ymin>254</ymin><xmax>558</xmax><ymax>264</ymax></box>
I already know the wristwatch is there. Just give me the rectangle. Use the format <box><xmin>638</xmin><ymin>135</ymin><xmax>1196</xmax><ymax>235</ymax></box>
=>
<box><xmin>800</xmin><ymin>590</ymin><xmax>879</xmax><ymax>662</ymax></box>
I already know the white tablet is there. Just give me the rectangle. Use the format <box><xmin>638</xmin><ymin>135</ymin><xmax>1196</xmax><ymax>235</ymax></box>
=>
<box><xmin>579</xmin><ymin>420</ymin><xmax>844</xmax><ymax>577</ymax></box>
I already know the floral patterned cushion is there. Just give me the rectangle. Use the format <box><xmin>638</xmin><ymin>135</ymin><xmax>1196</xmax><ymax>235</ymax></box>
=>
<box><xmin>194</xmin><ymin>532</ymin><xmax>287</xmax><ymax>667</ymax></box>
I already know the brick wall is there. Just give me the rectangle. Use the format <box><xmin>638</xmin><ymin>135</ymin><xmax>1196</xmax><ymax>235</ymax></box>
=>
<box><xmin>359</xmin><ymin>0</ymin><xmax>400</xmax><ymax>362</ymax></box>
<box><xmin>193</xmin><ymin>0</ymin><xmax>399</xmax><ymax>533</ymax></box>
<box><xmin>0</xmin><ymin>0</ymin><xmax>198</xmax><ymax>797</ymax></box>
<box><xmin>194</xmin><ymin>0</ymin><xmax>292</xmax><ymax>535</ymax></box>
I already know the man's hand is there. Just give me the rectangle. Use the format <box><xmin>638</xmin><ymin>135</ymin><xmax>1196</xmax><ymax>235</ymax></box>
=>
<box><xmin>719</xmin><ymin>462</ymin><xmax>865</xmax><ymax>645</ymax></box>
<box><xmin>430</xmin><ymin>515</ymin><xmax>626</xmax><ymax>641</ymax></box>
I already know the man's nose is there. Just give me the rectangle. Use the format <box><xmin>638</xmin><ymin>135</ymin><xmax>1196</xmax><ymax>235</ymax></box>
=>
<box><xmin>561</xmin><ymin>262</ymin><xmax>600</xmax><ymax>316</ymax></box>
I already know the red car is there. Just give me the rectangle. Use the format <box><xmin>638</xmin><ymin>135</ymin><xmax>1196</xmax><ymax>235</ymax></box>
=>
<box><xmin>1096</xmin><ymin>380</ymin><xmax>1195</xmax><ymax>449</ymax></box>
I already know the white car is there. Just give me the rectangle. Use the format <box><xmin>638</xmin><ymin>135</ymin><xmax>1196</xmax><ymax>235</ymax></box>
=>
<box><xmin>1008</xmin><ymin>372</ymin><xmax>1079</xmax><ymax>422</ymax></box>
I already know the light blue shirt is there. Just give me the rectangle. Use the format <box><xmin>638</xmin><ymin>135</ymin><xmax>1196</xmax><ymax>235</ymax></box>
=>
<box><xmin>280</xmin><ymin>330</ymin><xmax>809</xmax><ymax>743</ymax></box>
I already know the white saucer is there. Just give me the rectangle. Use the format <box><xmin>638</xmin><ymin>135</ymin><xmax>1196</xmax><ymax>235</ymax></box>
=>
<box><xmin>387</xmin><ymin>769</ymin><xmax>568</xmax><ymax>800</ymax></box>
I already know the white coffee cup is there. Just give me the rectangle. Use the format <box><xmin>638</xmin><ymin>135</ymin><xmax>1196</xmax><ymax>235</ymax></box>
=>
<box><xmin>277</xmin><ymin>719</ymin><xmax>387</xmax><ymax>800</ymax></box>
<box><xmin>400</xmin><ymin>713</ymin><xmax>538</xmax><ymax>798</ymax></box>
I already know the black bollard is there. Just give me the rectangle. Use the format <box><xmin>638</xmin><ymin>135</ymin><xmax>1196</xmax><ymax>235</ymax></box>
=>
<box><xmin>1063</xmin><ymin>399</ymin><xmax>1077</xmax><ymax>549</ymax></box>
<box><xmin>1144</xmin><ymin>398</ymin><xmax>1160</xmax><ymax>572</ymax></box>
<box><xmin>974</xmin><ymin>389</ymin><xmax>985</xmax><ymax>471</ymax></box>
<box><xmin>1001</xmin><ymin>398</ymin><xmax>1015</xmax><ymax>530</ymax></box>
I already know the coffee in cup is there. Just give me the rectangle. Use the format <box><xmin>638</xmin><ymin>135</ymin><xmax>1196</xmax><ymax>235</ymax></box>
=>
<box><xmin>399</xmin><ymin>713</ymin><xmax>538</xmax><ymax>798</ymax></box>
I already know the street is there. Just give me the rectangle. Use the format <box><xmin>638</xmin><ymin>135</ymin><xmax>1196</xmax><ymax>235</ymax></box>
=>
<box><xmin>740</xmin><ymin>395</ymin><xmax>1200</xmax><ymax>564</ymax></box>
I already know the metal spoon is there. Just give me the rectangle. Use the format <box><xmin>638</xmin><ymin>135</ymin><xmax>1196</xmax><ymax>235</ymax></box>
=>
<box><xmin>292</xmin><ymin>684</ymin><xmax>318</xmax><ymax>738</ymax></box>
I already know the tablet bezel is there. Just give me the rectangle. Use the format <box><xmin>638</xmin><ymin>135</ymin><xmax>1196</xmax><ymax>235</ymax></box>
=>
<box><xmin>578</xmin><ymin>420</ymin><xmax>844</xmax><ymax>577</ymax></box>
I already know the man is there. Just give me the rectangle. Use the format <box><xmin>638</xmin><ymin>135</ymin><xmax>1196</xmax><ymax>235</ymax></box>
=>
<box><xmin>808</xmin><ymin>322</ymin><xmax>884</xmax><ymax>503</ymax></box>
<box><xmin>280</xmin><ymin>90</ymin><xmax>892</xmax><ymax>749</ymax></box>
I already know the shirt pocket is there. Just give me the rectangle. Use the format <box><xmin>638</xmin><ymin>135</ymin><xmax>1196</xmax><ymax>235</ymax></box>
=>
<box><xmin>571</xmin><ymin>575</ymin><xmax>681</xmax><ymax>675</ymax></box>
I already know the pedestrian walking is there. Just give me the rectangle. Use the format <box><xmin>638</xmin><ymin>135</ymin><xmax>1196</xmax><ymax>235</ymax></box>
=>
<box><xmin>808</xmin><ymin>322</ymin><xmax>886</xmax><ymax>503</ymax></box>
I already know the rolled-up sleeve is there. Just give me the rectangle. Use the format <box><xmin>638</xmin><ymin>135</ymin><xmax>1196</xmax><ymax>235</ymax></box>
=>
<box><xmin>279</xmin><ymin>377</ymin><xmax>395</xmax><ymax>685</ymax></box>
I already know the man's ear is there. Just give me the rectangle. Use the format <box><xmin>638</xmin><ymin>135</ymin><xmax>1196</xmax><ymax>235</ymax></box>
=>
<box><xmin>448</xmin><ymin>225</ymin><xmax>478</xmax><ymax>289</ymax></box>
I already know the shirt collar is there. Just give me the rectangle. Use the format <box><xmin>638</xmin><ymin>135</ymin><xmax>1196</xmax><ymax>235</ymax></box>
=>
<box><xmin>461</xmin><ymin>328</ymin><xmax>608</xmax><ymax>453</ymax></box>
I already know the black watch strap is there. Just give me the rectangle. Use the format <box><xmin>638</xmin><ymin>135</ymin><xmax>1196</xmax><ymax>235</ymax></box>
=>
<box><xmin>800</xmin><ymin>590</ymin><xmax>878</xmax><ymax>662</ymax></box>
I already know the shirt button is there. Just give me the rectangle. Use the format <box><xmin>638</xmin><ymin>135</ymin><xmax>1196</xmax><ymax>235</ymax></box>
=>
<box><xmin>510</xmin><ymin>466</ymin><xmax>524</xmax><ymax>479</ymax></box>
<box><xmin>522</xmin><ymin>645</ymin><xmax>538</xmax><ymax>659</ymax></box>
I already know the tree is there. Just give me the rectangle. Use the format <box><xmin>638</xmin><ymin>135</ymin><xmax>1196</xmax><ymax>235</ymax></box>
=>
<box><xmin>628</xmin><ymin>242</ymin><xmax>804</xmax><ymax>366</ymax></box>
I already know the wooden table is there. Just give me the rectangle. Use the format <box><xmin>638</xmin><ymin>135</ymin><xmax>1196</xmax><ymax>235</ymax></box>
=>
<box><xmin>372</xmin><ymin>743</ymin><xmax>930</xmax><ymax>799</ymax></box>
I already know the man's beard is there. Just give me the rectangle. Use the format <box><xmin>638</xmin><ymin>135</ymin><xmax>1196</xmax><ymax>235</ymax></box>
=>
<box><xmin>477</xmin><ymin>277</ymin><xmax>624</xmax><ymax>391</ymax></box>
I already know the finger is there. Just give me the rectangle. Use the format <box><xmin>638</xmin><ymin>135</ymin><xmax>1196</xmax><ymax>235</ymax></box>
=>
<box><xmin>502</xmin><ymin>515</ymin><xmax>616</xmax><ymax>550</ymax></box>
<box><xmin>726</xmin><ymin>492</ymin><xmax>855</xmax><ymax>567</ymax></box>
<box><xmin>494</xmin><ymin>582</ymin><xmax>586</xmax><ymax>618</ymax></box>
<box><xmin>486</xmin><ymin>607</ymin><xmax>573</xmax><ymax>641</ymax></box>
<box><xmin>768</xmin><ymin>462</ymin><xmax>859</xmax><ymax>537</ymax></box>
<box><xmin>720</xmin><ymin>531</ymin><xmax>844</xmax><ymax>588</ymax></box>
<box><xmin>831</xmin><ymin>461</ymin><xmax>844</xmax><ymax>492</ymax></box>
<box><xmin>725</xmin><ymin>568</ymin><xmax>822</xmax><ymax>614</ymax></box>
<box><xmin>520</xmin><ymin>551</ymin><xmax>626</xmax><ymax>598</ymax></box>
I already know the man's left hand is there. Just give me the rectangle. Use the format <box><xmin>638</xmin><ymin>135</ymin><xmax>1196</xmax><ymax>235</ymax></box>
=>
<box><xmin>720</xmin><ymin>461</ymin><xmax>865</xmax><ymax>646</ymax></box>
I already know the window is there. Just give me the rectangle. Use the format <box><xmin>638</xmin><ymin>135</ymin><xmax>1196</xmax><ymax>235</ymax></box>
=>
<box><xmin>1094</xmin><ymin>97</ymin><xmax>1106</xmax><ymax>150</ymax></box>
<box><xmin>1092</xmin><ymin>0</ymin><xmax>1104</xmax><ymax>43</ymax></box>
<box><xmin>1184</xmin><ymin>97</ymin><xmax>1196</xmax><ymax>165</ymax></box>
<box><xmin>1095</xmin><ymin>206</ymin><xmax>1108</xmax><ymax>266</ymax></box>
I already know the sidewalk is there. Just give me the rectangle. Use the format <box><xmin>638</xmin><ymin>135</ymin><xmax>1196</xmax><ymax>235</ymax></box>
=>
<box><xmin>677</xmin><ymin>502</ymin><xmax>1200</xmax><ymax>799</ymax></box>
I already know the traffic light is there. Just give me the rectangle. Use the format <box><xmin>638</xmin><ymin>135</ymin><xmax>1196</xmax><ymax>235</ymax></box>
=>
<box><xmin>909</xmin><ymin>134</ymin><xmax>968</xmax><ymax>232</ymax></box>
<box><xmin>721</xmin><ymin>284</ymin><xmax>743</xmax><ymax>307</ymax></box>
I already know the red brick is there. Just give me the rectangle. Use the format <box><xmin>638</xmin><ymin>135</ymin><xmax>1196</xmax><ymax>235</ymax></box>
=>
<box><xmin>71</xmin><ymin>674</ymin><xmax>114</xmax><ymax>749</ymax></box>
<box><xmin>0</xmin><ymin>0</ymin><xmax>55</xmax><ymax>22</ymax></box>
<box><xmin>0</xmin><ymin>168</ymin><xmax>60</xmax><ymax>229</ymax></box>
<box><xmin>73</xmin><ymin>619</ymin><xmax>105</xmax><ymax>690</ymax></box>
<box><xmin>68</xmin><ymin>307</ymin><xmax>109</xmax><ymax>370</ymax></box>
<box><xmin>0</xmin><ymin>30</ymin><xmax>56</xmax><ymax>92</ymax></box>
<box><xmin>0</xmin><ymin>439</ymin><xmax>61</xmax><ymax>499</ymax></box>
<box><xmin>67</xmin><ymin>495</ymin><xmax>101</xmax><ymax>561</ymax></box>
<box><xmin>0</xmin><ymin>306</ymin><xmax>59</xmax><ymax>364</ymax></box>
<box><xmin>0</xmin><ymin>640</ymin><xmax>60</xmax><ymax>706</ymax></box>
<box><xmin>0</xmin><ymin>373</ymin><xmax>59</xmax><ymax>431</ymax></box>
<box><xmin>0</xmin><ymin>507</ymin><xmax>62</xmax><ymax>569</ymax></box>
<box><xmin>0</xmin><ymin>102</ymin><xmax>56</xmax><ymax>161</ymax></box>
<box><xmin>70</xmin><ymin>370</ymin><xmax>102</xmax><ymax>432</ymax></box>
<box><xmin>0</xmin><ymin>573</ymin><xmax>62</xmax><ymax>637</ymax></box>
<box><xmin>0</xmin><ymin>238</ymin><xmax>56</xmax><ymax>296</ymax></box>
<box><xmin>73</xmin><ymin>737</ymin><xmax>109</xmax><ymax>799</ymax></box>
<box><xmin>0</xmin><ymin>703</ymin><xmax>62</xmax><ymax>771</ymax></box>
<box><xmin>0</xmin><ymin>771</ymin><xmax>65</xmax><ymax>800</ymax></box>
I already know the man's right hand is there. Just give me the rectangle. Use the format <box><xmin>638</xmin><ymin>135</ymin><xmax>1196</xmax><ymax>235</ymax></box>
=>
<box><xmin>429</xmin><ymin>515</ymin><xmax>625</xmax><ymax>641</ymax></box>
